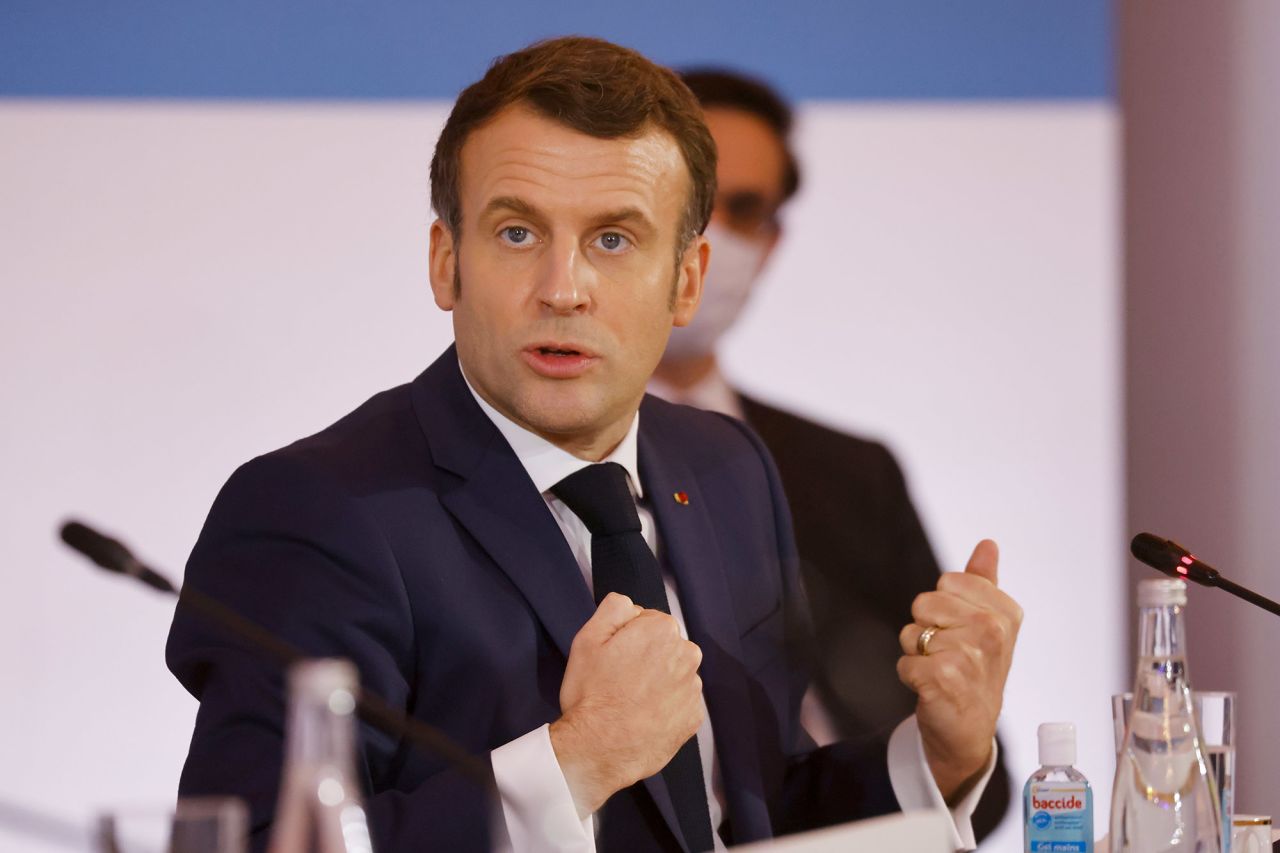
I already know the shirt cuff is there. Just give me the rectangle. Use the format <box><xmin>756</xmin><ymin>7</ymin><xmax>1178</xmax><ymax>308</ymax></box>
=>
<box><xmin>886</xmin><ymin>715</ymin><xmax>998</xmax><ymax>852</ymax></box>
<box><xmin>490</xmin><ymin>723</ymin><xmax>596</xmax><ymax>853</ymax></box>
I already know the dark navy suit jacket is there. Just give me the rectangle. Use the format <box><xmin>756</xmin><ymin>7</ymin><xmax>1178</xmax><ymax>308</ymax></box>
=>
<box><xmin>167</xmin><ymin>346</ymin><xmax>899</xmax><ymax>851</ymax></box>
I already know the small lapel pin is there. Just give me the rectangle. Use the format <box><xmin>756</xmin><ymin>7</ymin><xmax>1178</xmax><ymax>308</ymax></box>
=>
<box><xmin>673</xmin><ymin>491</ymin><xmax>690</xmax><ymax>506</ymax></box>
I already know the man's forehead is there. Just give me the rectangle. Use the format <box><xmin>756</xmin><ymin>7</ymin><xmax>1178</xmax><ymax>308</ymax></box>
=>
<box><xmin>704</xmin><ymin>106</ymin><xmax>786</xmax><ymax>195</ymax></box>
<box><xmin>458</xmin><ymin>105</ymin><xmax>689</xmax><ymax>219</ymax></box>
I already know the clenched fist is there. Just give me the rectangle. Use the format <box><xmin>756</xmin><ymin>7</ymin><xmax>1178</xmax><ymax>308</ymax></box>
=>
<box><xmin>550</xmin><ymin>592</ymin><xmax>706</xmax><ymax>817</ymax></box>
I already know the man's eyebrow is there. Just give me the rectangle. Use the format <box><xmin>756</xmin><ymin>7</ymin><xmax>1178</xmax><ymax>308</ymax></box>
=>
<box><xmin>480</xmin><ymin>195</ymin><xmax>541</xmax><ymax>220</ymax></box>
<box><xmin>480</xmin><ymin>197</ymin><xmax>657</xmax><ymax>234</ymax></box>
<box><xmin>590</xmin><ymin>206</ymin><xmax>657</xmax><ymax>234</ymax></box>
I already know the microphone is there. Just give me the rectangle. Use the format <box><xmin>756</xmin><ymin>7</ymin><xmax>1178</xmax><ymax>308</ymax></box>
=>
<box><xmin>1130</xmin><ymin>532</ymin><xmax>1221</xmax><ymax>587</ymax></box>
<box><xmin>58</xmin><ymin>519</ymin><xmax>496</xmax><ymax>790</ymax></box>
<box><xmin>1130</xmin><ymin>532</ymin><xmax>1280</xmax><ymax>618</ymax></box>
<box><xmin>60</xmin><ymin>521</ymin><xmax>176</xmax><ymax>593</ymax></box>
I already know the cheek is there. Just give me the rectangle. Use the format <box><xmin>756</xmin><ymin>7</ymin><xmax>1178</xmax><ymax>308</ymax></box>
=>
<box><xmin>452</xmin><ymin>289</ymin><xmax>515</xmax><ymax>369</ymax></box>
<box><xmin>456</xmin><ymin>259</ymin><xmax>523</xmax><ymax>330</ymax></box>
<box><xmin>615</xmin><ymin>307</ymin><xmax>675</xmax><ymax>370</ymax></box>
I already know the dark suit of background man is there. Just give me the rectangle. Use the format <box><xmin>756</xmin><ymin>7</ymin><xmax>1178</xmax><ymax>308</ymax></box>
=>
<box><xmin>167</xmin><ymin>36</ymin><xmax>1023</xmax><ymax>852</ymax></box>
<box><xmin>646</xmin><ymin>70</ymin><xmax>1012</xmax><ymax>840</ymax></box>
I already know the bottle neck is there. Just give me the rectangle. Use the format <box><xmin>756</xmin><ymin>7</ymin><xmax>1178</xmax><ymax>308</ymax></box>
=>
<box><xmin>1137</xmin><ymin>601</ymin><xmax>1187</xmax><ymax>660</ymax></box>
<box><xmin>269</xmin><ymin>662</ymin><xmax>372</xmax><ymax>853</ymax></box>
<box><xmin>283</xmin><ymin>681</ymin><xmax>359</xmax><ymax>777</ymax></box>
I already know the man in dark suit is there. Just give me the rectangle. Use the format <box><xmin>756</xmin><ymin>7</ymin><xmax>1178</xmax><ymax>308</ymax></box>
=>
<box><xmin>647</xmin><ymin>70</ymin><xmax>1012</xmax><ymax>839</ymax></box>
<box><xmin>168</xmin><ymin>37</ymin><xmax>1022</xmax><ymax>852</ymax></box>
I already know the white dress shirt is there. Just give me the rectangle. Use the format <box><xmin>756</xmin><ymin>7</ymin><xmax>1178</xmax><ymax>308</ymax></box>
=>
<box><xmin>463</xmin><ymin>377</ymin><xmax>994</xmax><ymax>852</ymax></box>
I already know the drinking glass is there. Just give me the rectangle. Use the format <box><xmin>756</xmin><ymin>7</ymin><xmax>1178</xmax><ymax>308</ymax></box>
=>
<box><xmin>97</xmin><ymin>797</ymin><xmax>247</xmax><ymax>853</ymax></box>
<box><xmin>1111</xmin><ymin>690</ymin><xmax>1236</xmax><ymax>851</ymax></box>
<box><xmin>1230</xmin><ymin>815</ymin><xmax>1272</xmax><ymax>853</ymax></box>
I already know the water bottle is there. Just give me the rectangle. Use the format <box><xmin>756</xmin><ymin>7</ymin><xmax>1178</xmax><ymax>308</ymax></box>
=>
<box><xmin>268</xmin><ymin>659</ymin><xmax>376</xmax><ymax>853</ymax></box>
<box><xmin>1109</xmin><ymin>578</ymin><xmax>1222</xmax><ymax>852</ymax></box>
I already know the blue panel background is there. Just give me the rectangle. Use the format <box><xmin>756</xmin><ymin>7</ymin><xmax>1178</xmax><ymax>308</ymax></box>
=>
<box><xmin>1</xmin><ymin>0</ymin><xmax>1111</xmax><ymax>100</ymax></box>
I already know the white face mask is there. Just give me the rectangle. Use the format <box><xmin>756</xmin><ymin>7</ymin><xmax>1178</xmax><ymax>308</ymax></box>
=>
<box><xmin>663</xmin><ymin>221</ymin><xmax>770</xmax><ymax>362</ymax></box>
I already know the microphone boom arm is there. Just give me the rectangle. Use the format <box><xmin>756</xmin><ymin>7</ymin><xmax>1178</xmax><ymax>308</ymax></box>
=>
<box><xmin>59</xmin><ymin>520</ymin><xmax>496</xmax><ymax>791</ymax></box>
<box><xmin>1214</xmin><ymin>574</ymin><xmax>1280</xmax><ymax>618</ymax></box>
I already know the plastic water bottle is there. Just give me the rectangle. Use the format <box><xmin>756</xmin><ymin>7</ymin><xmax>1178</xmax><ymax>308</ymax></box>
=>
<box><xmin>1024</xmin><ymin>722</ymin><xmax>1093</xmax><ymax>852</ymax></box>
<box><xmin>1110</xmin><ymin>578</ymin><xmax>1222</xmax><ymax>852</ymax></box>
<box><xmin>268</xmin><ymin>658</ymin><xmax>376</xmax><ymax>853</ymax></box>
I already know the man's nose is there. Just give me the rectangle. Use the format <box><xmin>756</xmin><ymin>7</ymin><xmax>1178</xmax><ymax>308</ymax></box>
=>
<box><xmin>535</xmin><ymin>240</ymin><xmax>591</xmax><ymax>314</ymax></box>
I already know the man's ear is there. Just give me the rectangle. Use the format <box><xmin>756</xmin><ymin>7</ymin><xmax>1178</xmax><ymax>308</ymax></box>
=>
<box><xmin>428</xmin><ymin>220</ymin><xmax>458</xmax><ymax>311</ymax></box>
<box><xmin>672</xmin><ymin>234</ymin><xmax>710</xmax><ymax>328</ymax></box>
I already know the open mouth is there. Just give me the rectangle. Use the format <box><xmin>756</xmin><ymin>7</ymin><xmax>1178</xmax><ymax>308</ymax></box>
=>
<box><xmin>529</xmin><ymin>341</ymin><xmax>597</xmax><ymax>359</ymax></box>
<box><xmin>523</xmin><ymin>343</ymin><xmax>597</xmax><ymax>378</ymax></box>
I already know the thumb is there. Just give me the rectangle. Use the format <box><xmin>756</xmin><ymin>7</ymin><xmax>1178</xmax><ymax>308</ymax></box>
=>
<box><xmin>964</xmin><ymin>539</ymin><xmax>1000</xmax><ymax>586</ymax></box>
<box><xmin>581</xmin><ymin>592</ymin><xmax>643</xmax><ymax>643</ymax></box>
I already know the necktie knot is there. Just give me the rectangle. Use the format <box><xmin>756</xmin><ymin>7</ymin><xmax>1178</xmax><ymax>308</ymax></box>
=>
<box><xmin>551</xmin><ymin>462</ymin><xmax>642</xmax><ymax>537</ymax></box>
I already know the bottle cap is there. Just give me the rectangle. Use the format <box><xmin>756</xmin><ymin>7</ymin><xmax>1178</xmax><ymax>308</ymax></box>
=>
<box><xmin>1138</xmin><ymin>578</ymin><xmax>1187</xmax><ymax>607</ymax></box>
<box><xmin>288</xmin><ymin>658</ymin><xmax>359</xmax><ymax>713</ymax></box>
<box><xmin>1038</xmin><ymin>722</ymin><xmax>1077</xmax><ymax>766</ymax></box>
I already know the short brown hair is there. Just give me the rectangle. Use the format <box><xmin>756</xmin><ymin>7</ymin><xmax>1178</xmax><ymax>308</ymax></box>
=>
<box><xmin>430</xmin><ymin>36</ymin><xmax>717</xmax><ymax>249</ymax></box>
<box><xmin>680</xmin><ymin>68</ymin><xmax>802</xmax><ymax>203</ymax></box>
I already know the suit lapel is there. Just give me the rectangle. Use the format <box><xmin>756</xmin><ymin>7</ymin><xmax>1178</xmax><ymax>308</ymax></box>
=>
<box><xmin>412</xmin><ymin>356</ymin><xmax>761</xmax><ymax>848</ymax></box>
<box><xmin>411</xmin><ymin>348</ymin><xmax>594</xmax><ymax>662</ymax></box>
<box><xmin>638</xmin><ymin>404</ymin><xmax>772</xmax><ymax>844</ymax></box>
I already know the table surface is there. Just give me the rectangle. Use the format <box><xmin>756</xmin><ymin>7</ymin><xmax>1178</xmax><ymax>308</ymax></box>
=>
<box><xmin>1093</xmin><ymin>830</ymin><xmax>1280</xmax><ymax>852</ymax></box>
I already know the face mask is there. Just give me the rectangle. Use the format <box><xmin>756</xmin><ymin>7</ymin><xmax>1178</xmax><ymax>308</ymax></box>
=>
<box><xmin>663</xmin><ymin>222</ymin><xmax>770</xmax><ymax>362</ymax></box>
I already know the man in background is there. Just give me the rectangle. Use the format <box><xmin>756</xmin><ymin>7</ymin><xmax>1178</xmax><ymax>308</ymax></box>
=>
<box><xmin>648</xmin><ymin>69</ymin><xmax>1011</xmax><ymax>840</ymax></box>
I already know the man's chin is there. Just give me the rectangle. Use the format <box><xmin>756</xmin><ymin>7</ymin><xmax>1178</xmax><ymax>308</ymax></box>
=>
<box><xmin>518</xmin><ymin>400</ymin><xmax>601</xmax><ymax>438</ymax></box>
<box><xmin>512</xmin><ymin>391</ymin><xmax>636</xmax><ymax>453</ymax></box>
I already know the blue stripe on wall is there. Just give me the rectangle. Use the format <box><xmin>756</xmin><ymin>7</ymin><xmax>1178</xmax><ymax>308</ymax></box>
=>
<box><xmin>1</xmin><ymin>1</ymin><xmax>1111</xmax><ymax>101</ymax></box>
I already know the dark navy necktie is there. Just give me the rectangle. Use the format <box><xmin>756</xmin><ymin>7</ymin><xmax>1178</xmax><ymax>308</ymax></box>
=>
<box><xmin>552</xmin><ymin>462</ymin><xmax>715</xmax><ymax>852</ymax></box>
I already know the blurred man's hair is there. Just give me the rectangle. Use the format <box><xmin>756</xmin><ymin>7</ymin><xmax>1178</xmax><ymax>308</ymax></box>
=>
<box><xmin>431</xmin><ymin>36</ymin><xmax>717</xmax><ymax>250</ymax></box>
<box><xmin>680</xmin><ymin>69</ymin><xmax>801</xmax><ymax>202</ymax></box>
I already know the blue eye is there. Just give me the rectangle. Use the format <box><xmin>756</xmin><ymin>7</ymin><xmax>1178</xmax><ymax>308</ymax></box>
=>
<box><xmin>502</xmin><ymin>226</ymin><xmax>531</xmax><ymax>245</ymax></box>
<box><xmin>595</xmin><ymin>232</ymin><xmax>631</xmax><ymax>253</ymax></box>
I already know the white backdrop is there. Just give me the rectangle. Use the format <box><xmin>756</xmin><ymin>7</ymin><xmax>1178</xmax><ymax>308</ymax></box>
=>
<box><xmin>0</xmin><ymin>100</ymin><xmax>1120</xmax><ymax>851</ymax></box>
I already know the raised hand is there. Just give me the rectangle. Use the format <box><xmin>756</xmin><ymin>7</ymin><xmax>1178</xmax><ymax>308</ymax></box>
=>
<box><xmin>897</xmin><ymin>539</ymin><xmax>1022</xmax><ymax>802</ymax></box>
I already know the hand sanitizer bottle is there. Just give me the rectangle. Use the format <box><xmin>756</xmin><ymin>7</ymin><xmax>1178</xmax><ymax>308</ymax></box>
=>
<box><xmin>1025</xmin><ymin>722</ymin><xmax>1093</xmax><ymax>852</ymax></box>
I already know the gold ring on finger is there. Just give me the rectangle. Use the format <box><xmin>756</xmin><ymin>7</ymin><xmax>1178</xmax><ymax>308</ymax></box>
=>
<box><xmin>917</xmin><ymin>625</ymin><xmax>941</xmax><ymax>656</ymax></box>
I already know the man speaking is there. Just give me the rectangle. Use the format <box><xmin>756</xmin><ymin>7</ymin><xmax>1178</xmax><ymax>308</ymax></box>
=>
<box><xmin>167</xmin><ymin>36</ymin><xmax>1022</xmax><ymax>852</ymax></box>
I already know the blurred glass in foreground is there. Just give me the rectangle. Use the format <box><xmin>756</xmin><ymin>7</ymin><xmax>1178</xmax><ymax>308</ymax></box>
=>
<box><xmin>268</xmin><ymin>659</ymin><xmax>374</xmax><ymax>853</ymax></box>
<box><xmin>97</xmin><ymin>797</ymin><xmax>247</xmax><ymax>853</ymax></box>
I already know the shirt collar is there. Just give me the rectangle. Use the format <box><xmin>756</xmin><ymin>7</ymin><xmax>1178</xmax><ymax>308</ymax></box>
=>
<box><xmin>461</xmin><ymin>367</ymin><xmax>644</xmax><ymax>499</ymax></box>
